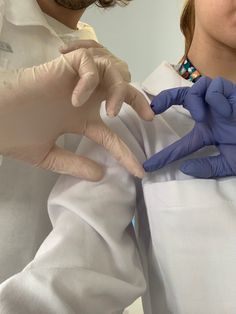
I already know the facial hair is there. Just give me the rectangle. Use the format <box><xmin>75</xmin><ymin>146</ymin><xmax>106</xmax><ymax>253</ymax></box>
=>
<box><xmin>54</xmin><ymin>0</ymin><xmax>97</xmax><ymax>10</ymax></box>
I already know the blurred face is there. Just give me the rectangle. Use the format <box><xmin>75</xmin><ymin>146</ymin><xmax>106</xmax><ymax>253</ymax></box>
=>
<box><xmin>54</xmin><ymin>0</ymin><xmax>96</xmax><ymax>10</ymax></box>
<box><xmin>194</xmin><ymin>0</ymin><xmax>236</xmax><ymax>49</ymax></box>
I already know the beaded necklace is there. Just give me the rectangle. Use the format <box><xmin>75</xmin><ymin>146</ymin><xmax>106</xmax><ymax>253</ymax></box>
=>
<box><xmin>178</xmin><ymin>57</ymin><xmax>202</xmax><ymax>83</ymax></box>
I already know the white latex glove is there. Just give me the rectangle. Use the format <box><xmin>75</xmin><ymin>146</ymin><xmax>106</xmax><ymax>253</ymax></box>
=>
<box><xmin>0</xmin><ymin>48</ymin><xmax>154</xmax><ymax>181</ymax></box>
<box><xmin>60</xmin><ymin>40</ymin><xmax>131</xmax><ymax>86</ymax></box>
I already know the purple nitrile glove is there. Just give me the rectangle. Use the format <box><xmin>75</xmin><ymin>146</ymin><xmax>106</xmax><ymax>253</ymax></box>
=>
<box><xmin>143</xmin><ymin>76</ymin><xmax>236</xmax><ymax>178</ymax></box>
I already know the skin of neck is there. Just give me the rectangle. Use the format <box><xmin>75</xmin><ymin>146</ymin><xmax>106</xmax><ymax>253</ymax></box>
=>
<box><xmin>188</xmin><ymin>25</ymin><xmax>236</xmax><ymax>83</ymax></box>
<box><xmin>37</xmin><ymin>0</ymin><xmax>85</xmax><ymax>29</ymax></box>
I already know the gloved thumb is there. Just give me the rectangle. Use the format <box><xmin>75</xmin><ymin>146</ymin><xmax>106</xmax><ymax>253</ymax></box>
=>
<box><xmin>39</xmin><ymin>145</ymin><xmax>104</xmax><ymax>181</ymax></box>
<box><xmin>180</xmin><ymin>154</ymin><xmax>233</xmax><ymax>178</ymax></box>
<box><xmin>143</xmin><ymin>127</ymin><xmax>205</xmax><ymax>172</ymax></box>
<box><xmin>151</xmin><ymin>77</ymin><xmax>211</xmax><ymax>122</ymax></box>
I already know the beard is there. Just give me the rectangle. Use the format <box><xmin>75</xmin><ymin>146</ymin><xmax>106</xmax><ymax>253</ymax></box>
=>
<box><xmin>54</xmin><ymin>0</ymin><xmax>97</xmax><ymax>10</ymax></box>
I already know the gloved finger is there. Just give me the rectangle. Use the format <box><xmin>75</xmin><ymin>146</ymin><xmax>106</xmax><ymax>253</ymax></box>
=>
<box><xmin>180</xmin><ymin>154</ymin><xmax>234</xmax><ymax>178</ymax></box>
<box><xmin>59</xmin><ymin>39</ymin><xmax>103</xmax><ymax>54</ymax></box>
<box><xmin>84</xmin><ymin>122</ymin><xmax>145</xmax><ymax>178</ymax></box>
<box><xmin>205</xmin><ymin>77</ymin><xmax>233</xmax><ymax>117</ymax></box>
<box><xmin>105</xmin><ymin>80</ymin><xmax>126</xmax><ymax>117</ymax></box>
<box><xmin>105</xmin><ymin>79</ymin><xmax>154</xmax><ymax>120</ymax></box>
<box><xmin>150</xmin><ymin>87</ymin><xmax>189</xmax><ymax>114</ymax></box>
<box><xmin>183</xmin><ymin>76</ymin><xmax>211</xmax><ymax>122</ymax></box>
<box><xmin>62</xmin><ymin>50</ymin><xmax>100</xmax><ymax>107</ymax></box>
<box><xmin>99</xmin><ymin>59</ymin><xmax>128</xmax><ymax>117</ymax></box>
<box><xmin>124</xmin><ymin>84</ymin><xmax>155</xmax><ymax>121</ymax></box>
<box><xmin>100</xmin><ymin>59</ymin><xmax>153</xmax><ymax>120</ymax></box>
<box><xmin>143</xmin><ymin>127</ymin><xmax>205</xmax><ymax>172</ymax></box>
<box><xmin>151</xmin><ymin>76</ymin><xmax>211</xmax><ymax>122</ymax></box>
<box><xmin>88</xmin><ymin>47</ymin><xmax>131</xmax><ymax>82</ymax></box>
<box><xmin>38</xmin><ymin>145</ymin><xmax>104</xmax><ymax>181</ymax></box>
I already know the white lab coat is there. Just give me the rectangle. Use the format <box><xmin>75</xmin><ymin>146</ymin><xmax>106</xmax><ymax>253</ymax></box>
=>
<box><xmin>0</xmin><ymin>0</ymin><xmax>97</xmax><ymax>283</ymax></box>
<box><xmin>1</xmin><ymin>61</ymin><xmax>236</xmax><ymax>314</ymax></box>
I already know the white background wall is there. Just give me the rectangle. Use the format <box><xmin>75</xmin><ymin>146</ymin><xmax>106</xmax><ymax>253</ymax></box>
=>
<box><xmin>82</xmin><ymin>0</ymin><xmax>184</xmax><ymax>81</ymax></box>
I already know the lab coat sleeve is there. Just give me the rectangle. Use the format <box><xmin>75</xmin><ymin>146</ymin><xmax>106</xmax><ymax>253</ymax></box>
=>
<box><xmin>0</xmin><ymin>103</ymin><xmax>148</xmax><ymax>314</ymax></box>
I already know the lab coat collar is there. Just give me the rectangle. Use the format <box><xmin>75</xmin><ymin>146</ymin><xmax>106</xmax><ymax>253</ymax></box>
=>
<box><xmin>142</xmin><ymin>61</ymin><xmax>193</xmax><ymax>96</ymax></box>
<box><xmin>4</xmin><ymin>0</ymin><xmax>58</xmax><ymax>36</ymax></box>
<box><xmin>142</xmin><ymin>61</ymin><xmax>193</xmax><ymax>117</ymax></box>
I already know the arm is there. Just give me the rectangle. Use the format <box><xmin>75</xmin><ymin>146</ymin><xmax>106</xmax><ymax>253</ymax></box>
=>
<box><xmin>0</xmin><ymin>103</ymin><xmax>147</xmax><ymax>314</ymax></box>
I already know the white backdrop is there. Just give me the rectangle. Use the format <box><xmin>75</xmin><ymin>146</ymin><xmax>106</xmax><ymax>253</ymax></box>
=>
<box><xmin>82</xmin><ymin>0</ymin><xmax>184</xmax><ymax>81</ymax></box>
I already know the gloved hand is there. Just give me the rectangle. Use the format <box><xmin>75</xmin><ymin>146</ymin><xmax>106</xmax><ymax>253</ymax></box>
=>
<box><xmin>59</xmin><ymin>39</ymin><xmax>132</xmax><ymax>115</ymax></box>
<box><xmin>143</xmin><ymin>76</ymin><xmax>236</xmax><ymax>178</ymax></box>
<box><xmin>0</xmin><ymin>48</ymin><xmax>154</xmax><ymax>181</ymax></box>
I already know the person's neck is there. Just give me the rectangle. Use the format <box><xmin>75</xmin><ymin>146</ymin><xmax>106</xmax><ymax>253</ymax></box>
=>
<box><xmin>188</xmin><ymin>26</ymin><xmax>236</xmax><ymax>83</ymax></box>
<box><xmin>37</xmin><ymin>0</ymin><xmax>85</xmax><ymax>29</ymax></box>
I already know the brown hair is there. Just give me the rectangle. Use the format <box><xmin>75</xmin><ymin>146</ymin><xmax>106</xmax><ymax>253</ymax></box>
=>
<box><xmin>180</xmin><ymin>0</ymin><xmax>195</xmax><ymax>58</ymax></box>
<box><xmin>97</xmin><ymin>0</ymin><xmax>131</xmax><ymax>7</ymax></box>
